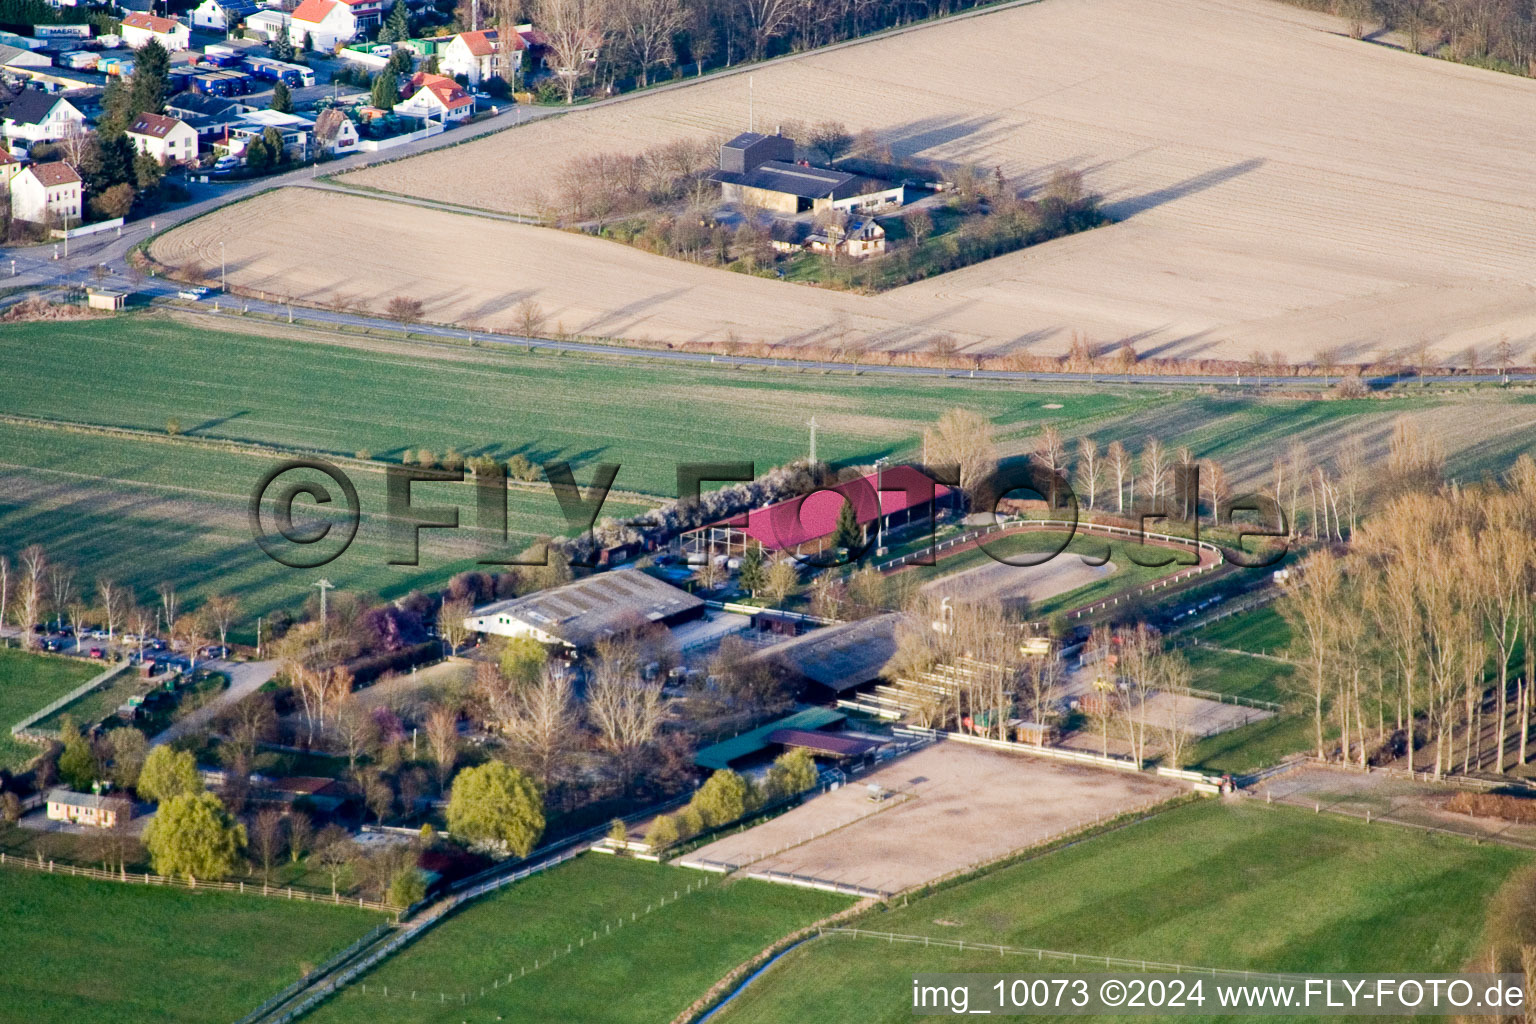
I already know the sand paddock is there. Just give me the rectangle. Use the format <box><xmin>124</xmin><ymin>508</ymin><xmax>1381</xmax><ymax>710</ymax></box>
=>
<box><xmin>681</xmin><ymin>742</ymin><xmax>1183</xmax><ymax>894</ymax></box>
<box><xmin>189</xmin><ymin>0</ymin><xmax>1536</xmax><ymax>365</ymax></box>
<box><xmin>920</xmin><ymin>556</ymin><xmax>1118</xmax><ymax>611</ymax></box>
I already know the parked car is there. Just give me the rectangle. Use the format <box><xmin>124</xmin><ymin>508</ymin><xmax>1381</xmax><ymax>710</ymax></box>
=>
<box><xmin>89</xmin><ymin>647</ymin><xmax>105</xmax><ymax>659</ymax></box>
<box><xmin>177</xmin><ymin>287</ymin><xmax>210</xmax><ymax>300</ymax></box>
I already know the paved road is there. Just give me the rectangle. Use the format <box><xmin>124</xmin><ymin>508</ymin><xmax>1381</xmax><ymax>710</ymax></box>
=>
<box><xmin>150</xmin><ymin>658</ymin><xmax>281</xmax><ymax>747</ymax></box>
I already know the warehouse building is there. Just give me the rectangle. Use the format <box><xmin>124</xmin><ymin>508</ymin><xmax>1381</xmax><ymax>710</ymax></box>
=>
<box><xmin>463</xmin><ymin>569</ymin><xmax>704</xmax><ymax>650</ymax></box>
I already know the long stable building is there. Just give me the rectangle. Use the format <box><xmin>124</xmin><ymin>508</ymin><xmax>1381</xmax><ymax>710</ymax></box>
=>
<box><xmin>683</xmin><ymin>465</ymin><xmax>952</xmax><ymax>559</ymax></box>
<box><xmin>463</xmin><ymin>569</ymin><xmax>704</xmax><ymax>650</ymax></box>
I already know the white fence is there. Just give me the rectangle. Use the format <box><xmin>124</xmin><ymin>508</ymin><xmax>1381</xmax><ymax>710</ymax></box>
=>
<box><xmin>50</xmin><ymin>217</ymin><xmax>123</xmax><ymax>239</ymax></box>
<box><xmin>10</xmin><ymin>660</ymin><xmax>131</xmax><ymax>740</ymax></box>
<box><xmin>894</xmin><ymin>724</ymin><xmax>1145</xmax><ymax>773</ymax></box>
<box><xmin>355</xmin><ymin>123</ymin><xmax>444</xmax><ymax>152</ymax></box>
<box><xmin>0</xmin><ymin>851</ymin><xmax>393</xmax><ymax>912</ymax></box>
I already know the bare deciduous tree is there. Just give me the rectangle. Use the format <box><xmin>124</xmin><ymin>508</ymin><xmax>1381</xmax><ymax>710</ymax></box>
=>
<box><xmin>532</xmin><ymin>0</ymin><xmax>607</xmax><ymax>103</ymax></box>
<box><xmin>613</xmin><ymin>0</ymin><xmax>682</xmax><ymax>84</ymax></box>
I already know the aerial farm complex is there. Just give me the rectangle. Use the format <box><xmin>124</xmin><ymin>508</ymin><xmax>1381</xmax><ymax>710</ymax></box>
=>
<box><xmin>2</xmin><ymin>0</ymin><xmax>1536</xmax><ymax>1020</ymax></box>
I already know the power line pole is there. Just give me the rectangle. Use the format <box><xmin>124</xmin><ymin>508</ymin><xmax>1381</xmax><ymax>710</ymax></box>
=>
<box><xmin>314</xmin><ymin>578</ymin><xmax>334</xmax><ymax>633</ymax></box>
<box><xmin>807</xmin><ymin>416</ymin><xmax>818</xmax><ymax>466</ymax></box>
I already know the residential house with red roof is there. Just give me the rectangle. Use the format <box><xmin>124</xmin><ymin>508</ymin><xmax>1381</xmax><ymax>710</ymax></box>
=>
<box><xmin>289</xmin><ymin>0</ymin><xmax>383</xmax><ymax>51</ymax></box>
<box><xmin>126</xmin><ymin>111</ymin><xmax>198</xmax><ymax>165</ymax></box>
<box><xmin>10</xmin><ymin>160</ymin><xmax>81</xmax><ymax>225</ymax></box>
<box><xmin>439</xmin><ymin>28</ymin><xmax>524</xmax><ymax>87</ymax></box>
<box><xmin>120</xmin><ymin>11</ymin><xmax>191</xmax><ymax>50</ymax></box>
<box><xmin>395</xmin><ymin>72</ymin><xmax>474</xmax><ymax>123</ymax></box>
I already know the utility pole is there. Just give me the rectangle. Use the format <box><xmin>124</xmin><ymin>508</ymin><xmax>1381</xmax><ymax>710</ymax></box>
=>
<box><xmin>748</xmin><ymin>75</ymin><xmax>753</xmax><ymax>133</ymax></box>
<box><xmin>314</xmin><ymin>578</ymin><xmax>334</xmax><ymax>632</ymax></box>
<box><xmin>806</xmin><ymin>416</ymin><xmax>818</xmax><ymax>466</ymax></box>
<box><xmin>220</xmin><ymin>240</ymin><xmax>226</xmax><ymax>292</ymax></box>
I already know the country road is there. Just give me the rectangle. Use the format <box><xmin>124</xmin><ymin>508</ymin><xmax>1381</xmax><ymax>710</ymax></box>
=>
<box><xmin>151</xmin><ymin>659</ymin><xmax>281</xmax><ymax>747</ymax></box>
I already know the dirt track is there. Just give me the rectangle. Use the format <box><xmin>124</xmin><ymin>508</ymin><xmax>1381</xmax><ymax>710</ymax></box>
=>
<box><xmin>920</xmin><ymin>556</ymin><xmax>1118</xmax><ymax>611</ymax></box>
<box><xmin>156</xmin><ymin>0</ymin><xmax>1536</xmax><ymax>363</ymax></box>
<box><xmin>682</xmin><ymin>743</ymin><xmax>1183</xmax><ymax>894</ymax></box>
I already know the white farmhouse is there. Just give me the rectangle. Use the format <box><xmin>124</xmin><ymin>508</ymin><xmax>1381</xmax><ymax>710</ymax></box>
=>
<box><xmin>438</xmin><ymin>28</ymin><xmax>522</xmax><ymax>87</ymax></box>
<box><xmin>191</xmin><ymin>0</ymin><xmax>259</xmax><ymax>31</ymax></box>
<box><xmin>119</xmin><ymin>12</ymin><xmax>191</xmax><ymax>50</ymax></box>
<box><xmin>394</xmin><ymin>72</ymin><xmax>474</xmax><ymax>123</ymax></box>
<box><xmin>126</xmin><ymin>111</ymin><xmax>198</xmax><ymax>165</ymax></box>
<box><xmin>0</xmin><ymin>90</ymin><xmax>85</xmax><ymax>144</ymax></box>
<box><xmin>10</xmin><ymin>161</ymin><xmax>81</xmax><ymax>225</ymax></box>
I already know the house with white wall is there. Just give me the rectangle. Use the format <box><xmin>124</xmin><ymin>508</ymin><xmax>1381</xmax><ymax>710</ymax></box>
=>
<box><xmin>0</xmin><ymin>90</ymin><xmax>85</xmax><ymax>144</ymax></box>
<box><xmin>10</xmin><ymin>161</ymin><xmax>81</xmax><ymax>224</ymax></box>
<box><xmin>438</xmin><ymin>28</ymin><xmax>523</xmax><ymax>87</ymax></box>
<box><xmin>127</xmin><ymin>111</ymin><xmax>198</xmax><ymax>165</ymax></box>
<box><xmin>394</xmin><ymin>71</ymin><xmax>474</xmax><ymax>123</ymax></box>
<box><xmin>191</xmin><ymin>0</ymin><xmax>259</xmax><ymax>31</ymax></box>
<box><xmin>120</xmin><ymin>12</ymin><xmax>190</xmax><ymax>50</ymax></box>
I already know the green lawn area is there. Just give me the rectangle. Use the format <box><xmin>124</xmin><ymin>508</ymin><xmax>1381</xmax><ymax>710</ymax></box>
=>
<box><xmin>1184</xmin><ymin>647</ymin><xmax>1293</xmax><ymax>706</ymax></box>
<box><xmin>0</xmin><ymin>868</ymin><xmax>384</xmax><ymax>1024</ymax></box>
<box><xmin>0</xmin><ymin>419</ymin><xmax>653</xmax><ymax>636</ymax></box>
<box><xmin>0</xmin><ymin>648</ymin><xmax>100</xmax><ymax>770</ymax></box>
<box><xmin>307</xmin><ymin>853</ymin><xmax>850</xmax><ymax>1024</ymax></box>
<box><xmin>1187</xmin><ymin>713</ymin><xmax>1322</xmax><ymax>776</ymax></box>
<box><xmin>712</xmin><ymin>800</ymin><xmax>1527</xmax><ymax>1024</ymax></box>
<box><xmin>0</xmin><ymin>315</ymin><xmax>1158</xmax><ymax>499</ymax></box>
<box><xmin>1190</xmin><ymin>604</ymin><xmax>1293</xmax><ymax>655</ymax></box>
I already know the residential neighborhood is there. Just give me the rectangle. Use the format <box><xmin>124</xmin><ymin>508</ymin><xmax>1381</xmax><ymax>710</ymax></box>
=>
<box><xmin>3</xmin><ymin>0</ymin><xmax>1536</xmax><ymax>1021</ymax></box>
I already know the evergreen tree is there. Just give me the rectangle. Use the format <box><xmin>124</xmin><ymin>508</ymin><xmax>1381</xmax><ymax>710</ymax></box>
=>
<box><xmin>270</xmin><ymin>80</ymin><xmax>292</xmax><ymax>113</ymax></box>
<box><xmin>385</xmin><ymin>45</ymin><xmax>413</xmax><ymax>77</ymax></box>
<box><xmin>379</xmin><ymin>0</ymin><xmax>409</xmax><ymax>42</ymax></box>
<box><xmin>127</xmin><ymin>39</ymin><xmax>170</xmax><ymax>117</ymax></box>
<box><xmin>737</xmin><ymin>544</ymin><xmax>765</xmax><ymax>596</ymax></box>
<box><xmin>370</xmin><ymin>67</ymin><xmax>400</xmax><ymax>109</ymax></box>
<box><xmin>831</xmin><ymin>499</ymin><xmax>862</xmax><ymax>551</ymax></box>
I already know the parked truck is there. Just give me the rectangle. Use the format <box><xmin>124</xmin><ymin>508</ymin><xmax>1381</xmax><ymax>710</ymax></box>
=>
<box><xmin>243</xmin><ymin>55</ymin><xmax>315</xmax><ymax>88</ymax></box>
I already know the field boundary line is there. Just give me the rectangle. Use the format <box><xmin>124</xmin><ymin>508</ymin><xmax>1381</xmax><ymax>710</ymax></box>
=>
<box><xmin>818</xmin><ymin>928</ymin><xmax>1299</xmax><ymax>981</ymax></box>
<box><xmin>345</xmin><ymin>872</ymin><xmax>724</xmax><ymax>1006</ymax></box>
<box><xmin>0</xmin><ymin>850</ymin><xmax>394</xmax><ymax>912</ymax></box>
<box><xmin>1252</xmin><ymin>788</ymin><xmax>1536</xmax><ymax>852</ymax></box>
<box><xmin>10</xmin><ymin>660</ymin><xmax>130</xmax><ymax>739</ymax></box>
<box><xmin>676</xmin><ymin>900</ymin><xmax>877</xmax><ymax>1024</ymax></box>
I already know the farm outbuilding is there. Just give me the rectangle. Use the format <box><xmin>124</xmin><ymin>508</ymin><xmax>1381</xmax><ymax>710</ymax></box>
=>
<box><xmin>694</xmin><ymin>706</ymin><xmax>848</xmax><ymax>771</ymax></box>
<box><xmin>710</xmin><ymin>131</ymin><xmax>904</xmax><ymax>215</ymax></box>
<box><xmin>754</xmin><ymin>613</ymin><xmax>901</xmax><ymax>704</ymax></box>
<box><xmin>46</xmin><ymin>789</ymin><xmax>132</xmax><ymax>829</ymax></box>
<box><xmin>683</xmin><ymin>465</ymin><xmax>952</xmax><ymax>559</ymax></box>
<box><xmin>463</xmin><ymin>569</ymin><xmax>704</xmax><ymax>650</ymax></box>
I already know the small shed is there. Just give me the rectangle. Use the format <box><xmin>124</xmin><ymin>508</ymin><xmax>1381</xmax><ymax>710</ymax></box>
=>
<box><xmin>86</xmin><ymin>288</ymin><xmax>126</xmax><ymax>311</ymax></box>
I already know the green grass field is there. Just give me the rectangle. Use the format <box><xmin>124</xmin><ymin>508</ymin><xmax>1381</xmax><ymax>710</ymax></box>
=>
<box><xmin>0</xmin><ymin>868</ymin><xmax>383</xmax><ymax>1024</ymax></box>
<box><xmin>1190</xmin><ymin>604</ymin><xmax>1293</xmax><ymax>655</ymax></box>
<box><xmin>307</xmin><ymin>853</ymin><xmax>849</xmax><ymax>1024</ymax></box>
<box><xmin>0</xmin><ymin>316</ymin><xmax>1155</xmax><ymax>497</ymax></box>
<box><xmin>0</xmin><ymin>419</ymin><xmax>653</xmax><ymax>632</ymax></box>
<box><xmin>711</xmin><ymin>800</ymin><xmax>1527</xmax><ymax>1024</ymax></box>
<box><xmin>0</xmin><ymin>648</ymin><xmax>99</xmax><ymax>769</ymax></box>
<box><xmin>1184</xmin><ymin>648</ymin><xmax>1293</xmax><ymax>706</ymax></box>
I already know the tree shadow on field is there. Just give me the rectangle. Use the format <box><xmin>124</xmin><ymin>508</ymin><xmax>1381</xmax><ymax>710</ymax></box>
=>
<box><xmin>878</xmin><ymin>114</ymin><xmax>1017</xmax><ymax>168</ymax></box>
<box><xmin>186</xmin><ymin>410</ymin><xmax>250</xmax><ymax>437</ymax></box>
<box><xmin>1103</xmin><ymin>158</ymin><xmax>1267</xmax><ymax>219</ymax></box>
